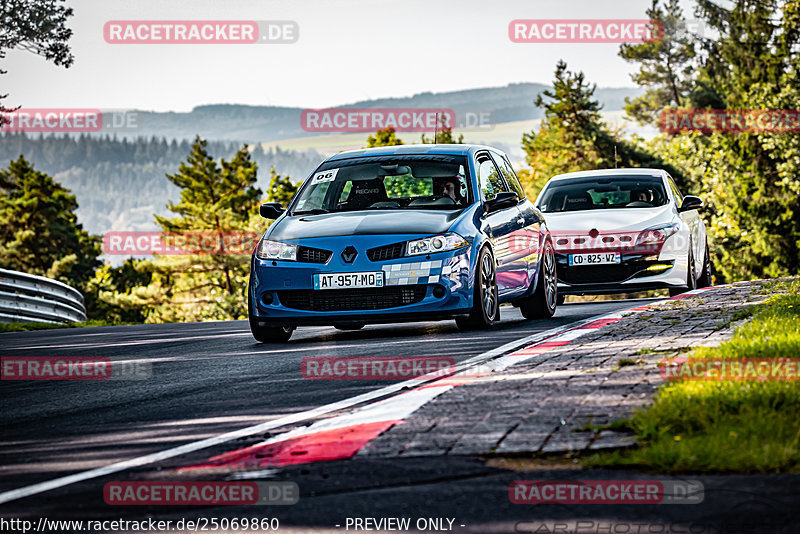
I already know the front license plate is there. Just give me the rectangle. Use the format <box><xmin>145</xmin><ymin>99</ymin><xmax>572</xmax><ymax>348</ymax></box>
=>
<box><xmin>313</xmin><ymin>271</ymin><xmax>385</xmax><ymax>290</ymax></box>
<box><xmin>569</xmin><ymin>252</ymin><xmax>621</xmax><ymax>266</ymax></box>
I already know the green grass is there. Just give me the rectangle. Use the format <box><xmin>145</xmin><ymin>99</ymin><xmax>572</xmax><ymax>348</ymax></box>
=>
<box><xmin>585</xmin><ymin>279</ymin><xmax>800</xmax><ymax>473</ymax></box>
<box><xmin>0</xmin><ymin>319</ymin><xmax>131</xmax><ymax>333</ymax></box>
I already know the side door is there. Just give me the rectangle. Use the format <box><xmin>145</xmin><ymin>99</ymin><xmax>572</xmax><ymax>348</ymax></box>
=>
<box><xmin>667</xmin><ymin>174</ymin><xmax>704</xmax><ymax>277</ymax></box>
<box><xmin>476</xmin><ymin>152</ymin><xmax>527</xmax><ymax>295</ymax></box>
<box><xmin>490</xmin><ymin>151</ymin><xmax>542</xmax><ymax>291</ymax></box>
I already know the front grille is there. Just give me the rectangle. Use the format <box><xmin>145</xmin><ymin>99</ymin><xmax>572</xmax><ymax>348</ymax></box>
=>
<box><xmin>278</xmin><ymin>285</ymin><xmax>427</xmax><ymax>311</ymax></box>
<box><xmin>367</xmin><ymin>242</ymin><xmax>405</xmax><ymax>262</ymax></box>
<box><xmin>560</xmin><ymin>264</ymin><xmax>642</xmax><ymax>284</ymax></box>
<box><xmin>556</xmin><ymin>255</ymin><xmax>665</xmax><ymax>284</ymax></box>
<box><xmin>297</xmin><ymin>246</ymin><xmax>332</xmax><ymax>264</ymax></box>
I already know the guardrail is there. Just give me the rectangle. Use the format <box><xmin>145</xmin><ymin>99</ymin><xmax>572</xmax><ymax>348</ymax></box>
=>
<box><xmin>0</xmin><ymin>269</ymin><xmax>87</xmax><ymax>324</ymax></box>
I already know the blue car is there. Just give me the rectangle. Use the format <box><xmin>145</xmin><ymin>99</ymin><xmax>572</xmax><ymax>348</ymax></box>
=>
<box><xmin>248</xmin><ymin>144</ymin><xmax>557</xmax><ymax>342</ymax></box>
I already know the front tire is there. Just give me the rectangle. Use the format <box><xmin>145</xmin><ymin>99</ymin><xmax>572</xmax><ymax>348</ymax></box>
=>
<box><xmin>456</xmin><ymin>247</ymin><xmax>499</xmax><ymax>330</ymax></box>
<box><xmin>250</xmin><ymin>323</ymin><xmax>294</xmax><ymax>342</ymax></box>
<box><xmin>334</xmin><ymin>322</ymin><xmax>365</xmax><ymax>331</ymax></box>
<box><xmin>519</xmin><ymin>239</ymin><xmax>557</xmax><ymax>319</ymax></box>
<box><xmin>669</xmin><ymin>247</ymin><xmax>697</xmax><ymax>297</ymax></box>
<box><xmin>248</xmin><ymin>288</ymin><xmax>294</xmax><ymax>342</ymax></box>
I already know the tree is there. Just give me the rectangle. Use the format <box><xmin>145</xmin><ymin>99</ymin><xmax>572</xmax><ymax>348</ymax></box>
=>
<box><xmin>420</xmin><ymin>115</ymin><xmax>464</xmax><ymax>144</ymax></box>
<box><xmin>366</xmin><ymin>127</ymin><xmax>404</xmax><ymax>147</ymax></box>
<box><xmin>1</xmin><ymin>0</ymin><xmax>75</xmax><ymax>126</ymax></box>
<box><xmin>265</xmin><ymin>167</ymin><xmax>298</xmax><ymax>207</ymax></box>
<box><xmin>0</xmin><ymin>156</ymin><xmax>101</xmax><ymax>288</ymax></box>
<box><xmin>138</xmin><ymin>137</ymin><xmax>263</xmax><ymax>322</ymax></box>
<box><xmin>618</xmin><ymin>0</ymin><xmax>697</xmax><ymax>124</ymax></box>
<box><xmin>84</xmin><ymin>259</ymin><xmax>153</xmax><ymax>323</ymax></box>
<box><xmin>518</xmin><ymin>61</ymin><xmax>674</xmax><ymax>198</ymax></box>
<box><xmin>639</xmin><ymin>0</ymin><xmax>800</xmax><ymax>280</ymax></box>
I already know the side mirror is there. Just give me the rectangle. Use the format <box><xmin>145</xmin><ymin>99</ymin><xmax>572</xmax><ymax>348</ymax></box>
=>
<box><xmin>484</xmin><ymin>191</ymin><xmax>519</xmax><ymax>213</ymax></box>
<box><xmin>260</xmin><ymin>202</ymin><xmax>286</xmax><ymax>219</ymax></box>
<box><xmin>678</xmin><ymin>195</ymin><xmax>703</xmax><ymax>212</ymax></box>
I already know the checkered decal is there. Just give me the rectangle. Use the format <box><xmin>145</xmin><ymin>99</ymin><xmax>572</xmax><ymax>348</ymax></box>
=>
<box><xmin>382</xmin><ymin>260</ymin><xmax>443</xmax><ymax>286</ymax></box>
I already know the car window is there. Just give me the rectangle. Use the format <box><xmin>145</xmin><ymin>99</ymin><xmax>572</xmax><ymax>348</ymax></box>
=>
<box><xmin>536</xmin><ymin>175</ymin><xmax>668</xmax><ymax>212</ymax></box>
<box><xmin>292</xmin><ymin>155</ymin><xmax>471</xmax><ymax>213</ymax></box>
<box><xmin>477</xmin><ymin>155</ymin><xmax>507</xmax><ymax>201</ymax></box>
<box><xmin>491</xmin><ymin>153</ymin><xmax>525</xmax><ymax>200</ymax></box>
<box><xmin>667</xmin><ymin>175</ymin><xmax>684</xmax><ymax>205</ymax></box>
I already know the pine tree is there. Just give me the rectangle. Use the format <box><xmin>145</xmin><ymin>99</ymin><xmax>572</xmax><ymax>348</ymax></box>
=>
<box><xmin>420</xmin><ymin>115</ymin><xmax>464</xmax><ymax>144</ymax></box>
<box><xmin>265</xmin><ymin>167</ymin><xmax>298</xmax><ymax>207</ymax></box>
<box><xmin>618</xmin><ymin>0</ymin><xmax>697</xmax><ymax>124</ymax></box>
<box><xmin>140</xmin><ymin>137</ymin><xmax>263</xmax><ymax>322</ymax></box>
<box><xmin>0</xmin><ymin>156</ymin><xmax>101</xmax><ymax>288</ymax></box>
<box><xmin>518</xmin><ymin>61</ymin><xmax>674</xmax><ymax>198</ymax></box>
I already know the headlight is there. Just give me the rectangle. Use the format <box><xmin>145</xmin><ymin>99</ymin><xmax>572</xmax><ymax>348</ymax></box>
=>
<box><xmin>256</xmin><ymin>239</ymin><xmax>297</xmax><ymax>261</ymax></box>
<box><xmin>406</xmin><ymin>232</ymin><xmax>468</xmax><ymax>256</ymax></box>
<box><xmin>635</xmin><ymin>223</ymin><xmax>679</xmax><ymax>246</ymax></box>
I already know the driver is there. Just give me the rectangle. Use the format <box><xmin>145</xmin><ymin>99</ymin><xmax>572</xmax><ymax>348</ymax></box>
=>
<box><xmin>630</xmin><ymin>189</ymin><xmax>650</xmax><ymax>203</ymax></box>
<box><xmin>441</xmin><ymin>180</ymin><xmax>458</xmax><ymax>202</ymax></box>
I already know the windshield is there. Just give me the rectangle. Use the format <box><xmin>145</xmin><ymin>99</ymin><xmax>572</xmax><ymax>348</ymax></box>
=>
<box><xmin>291</xmin><ymin>155</ymin><xmax>471</xmax><ymax>214</ymax></box>
<box><xmin>536</xmin><ymin>175</ymin><xmax>668</xmax><ymax>213</ymax></box>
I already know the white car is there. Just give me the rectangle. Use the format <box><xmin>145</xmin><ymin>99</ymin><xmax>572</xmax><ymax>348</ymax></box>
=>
<box><xmin>533</xmin><ymin>168</ymin><xmax>712</xmax><ymax>300</ymax></box>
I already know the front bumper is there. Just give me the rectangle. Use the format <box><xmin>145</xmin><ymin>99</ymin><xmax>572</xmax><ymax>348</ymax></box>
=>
<box><xmin>249</xmin><ymin>235</ymin><xmax>475</xmax><ymax>325</ymax></box>
<box><xmin>552</xmin><ymin>227</ymin><xmax>690</xmax><ymax>295</ymax></box>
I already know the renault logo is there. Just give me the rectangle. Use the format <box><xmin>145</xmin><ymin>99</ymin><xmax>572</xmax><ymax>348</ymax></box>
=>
<box><xmin>341</xmin><ymin>246</ymin><xmax>358</xmax><ymax>263</ymax></box>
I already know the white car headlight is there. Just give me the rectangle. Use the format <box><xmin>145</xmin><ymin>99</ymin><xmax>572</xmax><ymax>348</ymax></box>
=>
<box><xmin>635</xmin><ymin>223</ymin><xmax>679</xmax><ymax>246</ymax></box>
<box><xmin>257</xmin><ymin>239</ymin><xmax>297</xmax><ymax>261</ymax></box>
<box><xmin>406</xmin><ymin>233</ymin><xmax>468</xmax><ymax>256</ymax></box>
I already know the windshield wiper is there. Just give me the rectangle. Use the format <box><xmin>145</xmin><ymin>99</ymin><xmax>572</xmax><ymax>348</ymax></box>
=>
<box><xmin>294</xmin><ymin>208</ymin><xmax>330</xmax><ymax>215</ymax></box>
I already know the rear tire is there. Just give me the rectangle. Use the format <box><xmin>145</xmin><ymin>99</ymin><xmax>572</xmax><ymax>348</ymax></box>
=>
<box><xmin>456</xmin><ymin>247</ymin><xmax>499</xmax><ymax>330</ymax></box>
<box><xmin>696</xmin><ymin>242</ymin><xmax>712</xmax><ymax>288</ymax></box>
<box><xmin>519</xmin><ymin>239</ymin><xmax>557</xmax><ymax>319</ymax></box>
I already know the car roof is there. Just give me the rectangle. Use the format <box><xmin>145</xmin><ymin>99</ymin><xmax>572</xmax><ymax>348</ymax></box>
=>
<box><xmin>547</xmin><ymin>168</ymin><xmax>668</xmax><ymax>182</ymax></box>
<box><xmin>324</xmin><ymin>144</ymin><xmax>500</xmax><ymax>162</ymax></box>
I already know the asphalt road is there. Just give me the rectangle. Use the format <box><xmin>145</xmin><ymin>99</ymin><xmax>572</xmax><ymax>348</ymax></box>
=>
<box><xmin>4</xmin><ymin>299</ymin><xmax>797</xmax><ymax>533</ymax></box>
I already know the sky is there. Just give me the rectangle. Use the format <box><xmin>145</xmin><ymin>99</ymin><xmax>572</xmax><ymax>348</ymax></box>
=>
<box><xmin>5</xmin><ymin>0</ymin><xmax>697</xmax><ymax>112</ymax></box>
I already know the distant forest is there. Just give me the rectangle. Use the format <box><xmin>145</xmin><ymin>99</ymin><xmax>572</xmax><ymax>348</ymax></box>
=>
<box><xmin>0</xmin><ymin>133</ymin><xmax>324</xmax><ymax>235</ymax></box>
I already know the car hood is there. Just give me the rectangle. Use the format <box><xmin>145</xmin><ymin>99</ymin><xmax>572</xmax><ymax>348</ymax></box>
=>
<box><xmin>267</xmin><ymin>210</ymin><xmax>463</xmax><ymax>240</ymax></box>
<box><xmin>542</xmin><ymin>205</ymin><xmax>675</xmax><ymax>234</ymax></box>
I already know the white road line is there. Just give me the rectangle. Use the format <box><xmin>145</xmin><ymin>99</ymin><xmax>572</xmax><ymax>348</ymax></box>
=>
<box><xmin>0</xmin><ymin>304</ymin><xmax>658</xmax><ymax>505</ymax></box>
